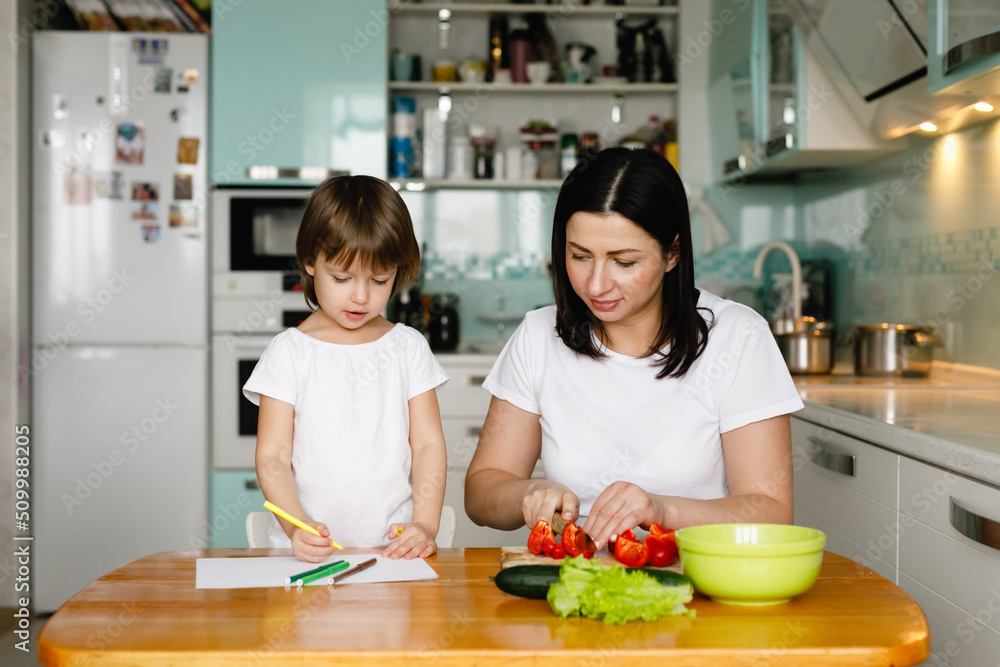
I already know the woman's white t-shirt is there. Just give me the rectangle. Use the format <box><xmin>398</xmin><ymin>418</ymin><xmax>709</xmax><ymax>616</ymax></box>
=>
<box><xmin>482</xmin><ymin>291</ymin><xmax>804</xmax><ymax>518</ymax></box>
<box><xmin>243</xmin><ymin>324</ymin><xmax>448</xmax><ymax>548</ymax></box>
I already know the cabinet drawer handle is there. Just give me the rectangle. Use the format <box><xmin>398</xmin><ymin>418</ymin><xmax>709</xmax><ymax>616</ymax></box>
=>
<box><xmin>467</xmin><ymin>375</ymin><xmax>488</xmax><ymax>385</ymax></box>
<box><xmin>245</xmin><ymin>479</ymin><xmax>260</xmax><ymax>491</ymax></box>
<box><xmin>806</xmin><ymin>437</ymin><xmax>856</xmax><ymax>477</ymax></box>
<box><xmin>466</xmin><ymin>426</ymin><xmax>482</xmax><ymax>438</ymax></box>
<box><xmin>950</xmin><ymin>498</ymin><xmax>1000</xmax><ymax>551</ymax></box>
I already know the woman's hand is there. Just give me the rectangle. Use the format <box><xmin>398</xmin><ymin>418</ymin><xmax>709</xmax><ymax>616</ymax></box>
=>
<box><xmin>582</xmin><ymin>481</ymin><xmax>666</xmax><ymax>550</ymax></box>
<box><xmin>290</xmin><ymin>521</ymin><xmax>336</xmax><ymax>563</ymax></box>
<box><xmin>382</xmin><ymin>522</ymin><xmax>437</xmax><ymax>560</ymax></box>
<box><xmin>522</xmin><ymin>483</ymin><xmax>580</xmax><ymax>529</ymax></box>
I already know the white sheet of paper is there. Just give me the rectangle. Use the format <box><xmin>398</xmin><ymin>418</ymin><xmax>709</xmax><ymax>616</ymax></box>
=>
<box><xmin>195</xmin><ymin>554</ymin><xmax>438</xmax><ymax>589</ymax></box>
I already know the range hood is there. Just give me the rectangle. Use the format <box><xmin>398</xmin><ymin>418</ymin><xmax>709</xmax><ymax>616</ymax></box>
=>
<box><xmin>785</xmin><ymin>0</ymin><xmax>993</xmax><ymax>139</ymax></box>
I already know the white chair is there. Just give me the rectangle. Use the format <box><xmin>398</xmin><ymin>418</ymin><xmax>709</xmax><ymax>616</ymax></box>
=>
<box><xmin>245</xmin><ymin>505</ymin><xmax>458</xmax><ymax>549</ymax></box>
<box><xmin>245</xmin><ymin>511</ymin><xmax>272</xmax><ymax>548</ymax></box>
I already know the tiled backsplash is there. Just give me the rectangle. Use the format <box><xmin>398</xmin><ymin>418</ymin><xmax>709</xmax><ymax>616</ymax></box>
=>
<box><xmin>695</xmin><ymin>117</ymin><xmax>1000</xmax><ymax>371</ymax></box>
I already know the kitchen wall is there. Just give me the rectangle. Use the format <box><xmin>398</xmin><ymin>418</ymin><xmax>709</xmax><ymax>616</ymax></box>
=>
<box><xmin>1</xmin><ymin>0</ymin><xmax>33</xmax><ymax>608</ymax></box>
<box><xmin>691</xmin><ymin>119</ymin><xmax>1000</xmax><ymax>371</ymax></box>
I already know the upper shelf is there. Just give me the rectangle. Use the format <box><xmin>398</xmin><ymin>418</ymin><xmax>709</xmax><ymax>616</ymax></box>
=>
<box><xmin>388</xmin><ymin>81</ymin><xmax>679</xmax><ymax>93</ymax></box>
<box><xmin>388</xmin><ymin>1</ymin><xmax>678</xmax><ymax>17</ymax></box>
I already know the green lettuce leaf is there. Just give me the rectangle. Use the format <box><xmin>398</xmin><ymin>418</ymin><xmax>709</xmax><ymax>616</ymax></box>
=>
<box><xmin>547</xmin><ymin>556</ymin><xmax>694</xmax><ymax>625</ymax></box>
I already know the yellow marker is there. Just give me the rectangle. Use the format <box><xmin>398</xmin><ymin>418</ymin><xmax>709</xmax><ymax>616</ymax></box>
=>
<box><xmin>263</xmin><ymin>501</ymin><xmax>344</xmax><ymax>550</ymax></box>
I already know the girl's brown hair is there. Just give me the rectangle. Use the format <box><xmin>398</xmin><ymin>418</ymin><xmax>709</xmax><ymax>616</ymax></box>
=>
<box><xmin>295</xmin><ymin>175</ymin><xmax>421</xmax><ymax>310</ymax></box>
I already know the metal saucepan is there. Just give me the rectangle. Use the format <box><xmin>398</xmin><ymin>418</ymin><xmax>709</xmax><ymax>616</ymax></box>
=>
<box><xmin>850</xmin><ymin>324</ymin><xmax>943</xmax><ymax>377</ymax></box>
<box><xmin>774</xmin><ymin>317</ymin><xmax>835</xmax><ymax>375</ymax></box>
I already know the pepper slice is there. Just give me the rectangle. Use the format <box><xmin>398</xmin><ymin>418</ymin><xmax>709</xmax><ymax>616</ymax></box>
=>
<box><xmin>527</xmin><ymin>519</ymin><xmax>555</xmax><ymax>556</ymax></box>
<box><xmin>644</xmin><ymin>525</ymin><xmax>678</xmax><ymax>568</ymax></box>
<box><xmin>561</xmin><ymin>523</ymin><xmax>587</xmax><ymax>558</ymax></box>
<box><xmin>614</xmin><ymin>528</ymin><xmax>649</xmax><ymax>568</ymax></box>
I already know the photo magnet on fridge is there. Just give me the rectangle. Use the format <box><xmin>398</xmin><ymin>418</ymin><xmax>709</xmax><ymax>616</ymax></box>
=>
<box><xmin>141</xmin><ymin>224</ymin><xmax>161</xmax><ymax>243</ymax></box>
<box><xmin>169</xmin><ymin>203</ymin><xmax>197</xmax><ymax>228</ymax></box>
<box><xmin>177</xmin><ymin>138</ymin><xmax>199</xmax><ymax>165</ymax></box>
<box><xmin>64</xmin><ymin>166</ymin><xmax>92</xmax><ymax>206</ymax></box>
<box><xmin>131</xmin><ymin>181</ymin><xmax>159</xmax><ymax>201</ymax></box>
<box><xmin>131</xmin><ymin>201</ymin><xmax>159</xmax><ymax>222</ymax></box>
<box><xmin>115</xmin><ymin>122</ymin><xmax>145</xmax><ymax>165</ymax></box>
<box><xmin>92</xmin><ymin>172</ymin><xmax>110</xmax><ymax>199</ymax></box>
<box><xmin>173</xmin><ymin>173</ymin><xmax>193</xmax><ymax>200</ymax></box>
<box><xmin>108</xmin><ymin>171</ymin><xmax>125</xmax><ymax>200</ymax></box>
<box><xmin>154</xmin><ymin>68</ymin><xmax>173</xmax><ymax>93</ymax></box>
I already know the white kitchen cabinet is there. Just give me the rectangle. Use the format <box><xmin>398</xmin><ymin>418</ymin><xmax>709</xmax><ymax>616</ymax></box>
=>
<box><xmin>896</xmin><ymin>455</ymin><xmax>1000</xmax><ymax>665</ymax></box>
<box><xmin>790</xmin><ymin>415</ymin><xmax>900</xmax><ymax>583</ymax></box>
<box><xmin>437</xmin><ymin>356</ymin><xmax>538</xmax><ymax>547</ymax></box>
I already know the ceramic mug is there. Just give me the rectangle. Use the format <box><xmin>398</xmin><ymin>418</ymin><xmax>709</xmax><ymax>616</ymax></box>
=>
<box><xmin>526</xmin><ymin>61</ymin><xmax>551</xmax><ymax>85</ymax></box>
<box><xmin>391</xmin><ymin>51</ymin><xmax>415</xmax><ymax>82</ymax></box>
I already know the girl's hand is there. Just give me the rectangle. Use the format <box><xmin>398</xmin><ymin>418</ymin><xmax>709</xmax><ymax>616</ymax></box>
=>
<box><xmin>290</xmin><ymin>521</ymin><xmax>336</xmax><ymax>563</ymax></box>
<box><xmin>382</xmin><ymin>522</ymin><xmax>437</xmax><ymax>560</ymax></box>
<box><xmin>521</xmin><ymin>483</ymin><xmax>580</xmax><ymax>530</ymax></box>
<box><xmin>582</xmin><ymin>481</ymin><xmax>665</xmax><ymax>551</ymax></box>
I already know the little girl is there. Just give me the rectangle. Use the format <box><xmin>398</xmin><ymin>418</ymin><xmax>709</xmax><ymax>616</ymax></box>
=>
<box><xmin>244</xmin><ymin>175</ymin><xmax>448</xmax><ymax>563</ymax></box>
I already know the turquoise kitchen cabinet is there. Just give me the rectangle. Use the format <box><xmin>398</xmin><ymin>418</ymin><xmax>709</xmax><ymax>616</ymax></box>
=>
<box><xmin>210</xmin><ymin>470</ymin><xmax>265</xmax><ymax>547</ymax></box>
<box><xmin>211</xmin><ymin>1</ymin><xmax>387</xmax><ymax>186</ymax></box>
<box><xmin>928</xmin><ymin>0</ymin><xmax>1000</xmax><ymax>96</ymax></box>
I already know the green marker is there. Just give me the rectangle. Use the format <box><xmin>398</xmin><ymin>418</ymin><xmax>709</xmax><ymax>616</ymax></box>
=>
<box><xmin>297</xmin><ymin>560</ymin><xmax>350</xmax><ymax>586</ymax></box>
<box><xmin>287</xmin><ymin>559</ymin><xmax>345</xmax><ymax>586</ymax></box>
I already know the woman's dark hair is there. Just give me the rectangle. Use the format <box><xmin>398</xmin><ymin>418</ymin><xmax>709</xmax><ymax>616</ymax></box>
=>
<box><xmin>551</xmin><ymin>147</ymin><xmax>711</xmax><ymax>378</ymax></box>
<box><xmin>295</xmin><ymin>175</ymin><xmax>420</xmax><ymax>310</ymax></box>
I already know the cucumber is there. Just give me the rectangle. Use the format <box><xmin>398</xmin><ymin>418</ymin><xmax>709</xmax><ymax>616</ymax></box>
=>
<box><xmin>494</xmin><ymin>565</ymin><xmax>690</xmax><ymax>600</ymax></box>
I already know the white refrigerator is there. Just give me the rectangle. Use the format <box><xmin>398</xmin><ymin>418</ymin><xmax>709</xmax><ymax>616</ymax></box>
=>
<box><xmin>31</xmin><ymin>32</ymin><xmax>209</xmax><ymax>613</ymax></box>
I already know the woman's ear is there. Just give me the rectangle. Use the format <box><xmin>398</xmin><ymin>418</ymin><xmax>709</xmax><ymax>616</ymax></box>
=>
<box><xmin>664</xmin><ymin>235</ymin><xmax>681</xmax><ymax>273</ymax></box>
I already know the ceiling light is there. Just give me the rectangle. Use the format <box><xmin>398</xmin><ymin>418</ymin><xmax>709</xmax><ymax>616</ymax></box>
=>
<box><xmin>973</xmin><ymin>102</ymin><xmax>994</xmax><ymax>112</ymax></box>
<box><xmin>920</xmin><ymin>122</ymin><xmax>938</xmax><ymax>132</ymax></box>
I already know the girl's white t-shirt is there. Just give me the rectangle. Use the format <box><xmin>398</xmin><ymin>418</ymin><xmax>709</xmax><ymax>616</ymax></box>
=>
<box><xmin>243</xmin><ymin>323</ymin><xmax>448</xmax><ymax>548</ymax></box>
<box><xmin>482</xmin><ymin>291</ymin><xmax>804</xmax><ymax>518</ymax></box>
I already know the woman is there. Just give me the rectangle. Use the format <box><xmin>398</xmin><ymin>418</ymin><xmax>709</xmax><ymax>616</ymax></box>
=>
<box><xmin>464</xmin><ymin>148</ymin><xmax>803</xmax><ymax>550</ymax></box>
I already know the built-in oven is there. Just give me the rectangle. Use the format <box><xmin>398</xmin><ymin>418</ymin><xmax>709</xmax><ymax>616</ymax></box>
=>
<box><xmin>211</xmin><ymin>187</ymin><xmax>315</xmax><ymax>469</ymax></box>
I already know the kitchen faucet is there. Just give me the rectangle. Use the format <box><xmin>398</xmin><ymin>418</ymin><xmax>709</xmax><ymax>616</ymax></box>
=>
<box><xmin>752</xmin><ymin>241</ymin><xmax>802</xmax><ymax>323</ymax></box>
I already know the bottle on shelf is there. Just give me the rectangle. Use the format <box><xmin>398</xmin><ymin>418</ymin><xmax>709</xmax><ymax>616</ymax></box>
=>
<box><xmin>560</xmin><ymin>133</ymin><xmax>579</xmax><ymax>178</ymax></box>
<box><xmin>391</xmin><ymin>97</ymin><xmax>418</xmax><ymax>178</ymax></box>
<box><xmin>487</xmin><ymin>15</ymin><xmax>509</xmax><ymax>83</ymax></box>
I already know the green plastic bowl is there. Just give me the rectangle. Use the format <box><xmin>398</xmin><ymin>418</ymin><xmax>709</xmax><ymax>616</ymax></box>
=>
<box><xmin>675</xmin><ymin>524</ymin><xmax>826</xmax><ymax>606</ymax></box>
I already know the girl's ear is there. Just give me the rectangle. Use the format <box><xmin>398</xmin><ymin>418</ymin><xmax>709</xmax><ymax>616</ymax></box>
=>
<box><xmin>664</xmin><ymin>235</ymin><xmax>681</xmax><ymax>273</ymax></box>
<box><xmin>304</xmin><ymin>256</ymin><xmax>316</xmax><ymax>277</ymax></box>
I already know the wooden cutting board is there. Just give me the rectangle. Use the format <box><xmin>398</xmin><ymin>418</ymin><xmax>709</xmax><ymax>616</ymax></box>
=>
<box><xmin>499</xmin><ymin>546</ymin><xmax>684</xmax><ymax>574</ymax></box>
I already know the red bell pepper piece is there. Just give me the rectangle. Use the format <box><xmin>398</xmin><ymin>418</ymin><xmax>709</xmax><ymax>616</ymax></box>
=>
<box><xmin>561</xmin><ymin>523</ymin><xmax>586</xmax><ymax>558</ymax></box>
<box><xmin>551</xmin><ymin>544</ymin><xmax>565</xmax><ymax>560</ymax></box>
<box><xmin>613</xmin><ymin>528</ymin><xmax>649</xmax><ymax>568</ymax></box>
<box><xmin>527</xmin><ymin>519</ymin><xmax>555</xmax><ymax>556</ymax></box>
<box><xmin>644</xmin><ymin>525</ymin><xmax>678</xmax><ymax>568</ymax></box>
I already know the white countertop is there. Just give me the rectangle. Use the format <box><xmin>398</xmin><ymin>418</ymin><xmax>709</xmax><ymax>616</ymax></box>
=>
<box><xmin>793</xmin><ymin>362</ymin><xmax>1000</xmax><ymax>488</ymax></box>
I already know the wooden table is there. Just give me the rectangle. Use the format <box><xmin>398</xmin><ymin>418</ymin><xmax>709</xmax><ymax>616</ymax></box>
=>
<box><xmin>38</xmin><ymin>548</ymin><xmax>929</xmax><ymax>666</ymax></box>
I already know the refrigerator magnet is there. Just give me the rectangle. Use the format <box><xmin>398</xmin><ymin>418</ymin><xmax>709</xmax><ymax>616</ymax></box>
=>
<box><xmin>173</xmin><ymin>173</ymin><xmax>193</xmax><ymax>200</ymax></box>
<box><xmin>169</xmin><ymin>203</ymin><xmax>197</xmax><ymax>228</ymax></box>
<box><xmin>131</xmin><ymin>201</ymin><xmax>158</xmax><ymax>222</ymax></box>
<box><xmin>177</xmin><ymin>138</ymin><xmax>199</xmax><ymax>164</ymax></box>
<box><xmin>131</xmin><ymin>181</ymin><xmax>159</xmax><ymax>201</ymax></box>
<box><xmin>108</xmin><ymin>171</ymin><xmax>125</xmax><ymax>200</ymax></box>
<box><xmin>141</xmin><ymin>224</ymin><xmax>161</xmax><ymax>243</ymax></box>
<box><xmin>52</xmin><ymin>93</ymin><xmax>69</xmax><ymax>120</ymax></box>
<box><xmin>92</xmin><ymin>172</ymin><xmax>110</xmax><ymax>199</ymax></box>
<box><xmin>115</xmin><ymin>122</ymin><xmax>145</xmax><ymax>165</ymax></box>
<box><xmin>63</xmin><ymin>166</ymin><xmax>92</xmax><ymax>206</ymax></box>
<box><xmin>154</xmin><ymin>68</ymin><xmax>172</xmax><ymax>93</ymax></box>
<box><xmin>133</xmin><ymin>38</ymin><xmax>168</xmax><ymax>65</ymax></box>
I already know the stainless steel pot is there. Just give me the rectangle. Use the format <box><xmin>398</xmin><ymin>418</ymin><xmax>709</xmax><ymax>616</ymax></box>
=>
<box><xmin>850</xmin><ymin>324</ymin><xmax>943</xmax><ymax>377</ymax></box>
<box><xmin>774</xmin><ymin>318</ymin><xmax>835</xmax><ymax>375</ymax></box>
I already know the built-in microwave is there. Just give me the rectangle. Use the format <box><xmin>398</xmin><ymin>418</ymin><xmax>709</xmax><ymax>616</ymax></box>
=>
<box><xmin>212</xmin><ymin>187</ymin><xmax>312</xmax><ymax>279</ymax></box>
